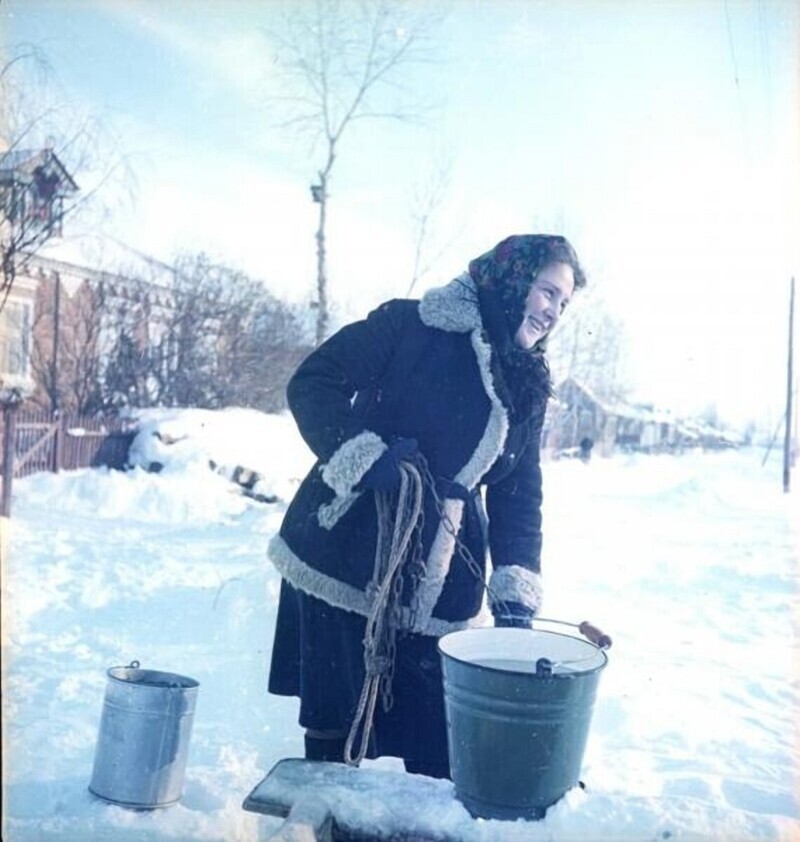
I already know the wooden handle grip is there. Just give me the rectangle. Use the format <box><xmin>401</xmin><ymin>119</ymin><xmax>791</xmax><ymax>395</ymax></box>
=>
<box><xmin>579</xmin><ymin>620</ymin><xmax>612</xmax><ymax>649</ymax></box>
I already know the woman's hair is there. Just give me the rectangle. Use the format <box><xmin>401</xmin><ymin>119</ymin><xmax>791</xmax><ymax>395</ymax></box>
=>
<box><xmin>467</xmin><ymin>234</ymin><xmax>586</xmax><ymax>420</ymax></box>
<box><xmin>468</xmin><ymin>234</ymin><xmax>585</xmax><ymax>351</ymax></box>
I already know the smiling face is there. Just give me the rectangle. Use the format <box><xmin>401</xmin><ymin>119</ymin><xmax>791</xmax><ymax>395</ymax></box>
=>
<box><xmin>513</xmin><ymin>262</ymin><xmax>576</xmax><ymax>350</ymax></box>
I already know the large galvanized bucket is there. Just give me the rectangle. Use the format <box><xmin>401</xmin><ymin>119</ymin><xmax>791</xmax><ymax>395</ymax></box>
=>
<box><xmin>89</xmin><ymin>661</ymin><xmax>199</xmax><ymax>809</ymax></box>
<box><xmin>439</xmin><ymin>620</ymin><xmax>610</xmax><ymax>821</ymax></box>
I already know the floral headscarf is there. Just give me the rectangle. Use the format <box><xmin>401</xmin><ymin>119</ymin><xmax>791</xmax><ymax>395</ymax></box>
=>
<box><xmin>467</xmin><ymin>234</ymin><xmax>586</xmax><ymax>420</ymax></box>
<box><xmin>468</xmin><ymin>234</ymin><xmax>586</xmax><ymax>348</ymax></box>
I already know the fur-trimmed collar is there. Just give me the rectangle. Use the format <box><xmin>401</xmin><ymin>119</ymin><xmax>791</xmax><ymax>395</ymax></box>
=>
<box><xmin>418</xmin><ymin>273</ymin><xmax>482</xmax><ymax>333</ymax></box>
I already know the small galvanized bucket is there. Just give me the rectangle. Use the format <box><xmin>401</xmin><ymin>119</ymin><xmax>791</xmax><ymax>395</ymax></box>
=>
<box><xmin>89</xmin><ymin>661</ymin><xmax>200</xmax><ymax>809</ymax></box>
<box><xmin>439</xmin><ymin>619</ymin><xmax>611</xmax><ymax>821</ymax></box>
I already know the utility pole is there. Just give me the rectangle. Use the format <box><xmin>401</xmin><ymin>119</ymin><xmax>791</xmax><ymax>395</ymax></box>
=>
<box><xmin>783</xmin><ymin>277</ymin><xmax>794</xmax><ymax>493</ymax></box>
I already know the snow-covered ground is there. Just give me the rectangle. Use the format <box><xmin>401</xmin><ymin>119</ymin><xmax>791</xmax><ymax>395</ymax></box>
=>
<box><xmin>2</xmin><ymin>408</ymin><xmax>798</xmax><ymax>841</ymax></box>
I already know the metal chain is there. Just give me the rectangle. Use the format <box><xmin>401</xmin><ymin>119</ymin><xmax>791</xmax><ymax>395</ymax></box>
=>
<box><xmin>345</xmin><ymin>461</ymin><xmax>425</xmax><ymax>766</ymax></box>
<box><xmin>346</xmin><ymin>454</ymin><xmax>520</xmax><ymax>766</ymax></box>
<box><xmin>415</xmin><ymin>459</ymin><xmax>511</xmax><ymax>617</ymax></box>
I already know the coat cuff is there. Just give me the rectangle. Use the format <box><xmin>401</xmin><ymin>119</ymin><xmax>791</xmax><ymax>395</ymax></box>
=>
<box><xmin>488</xmin><ymin>565</ymin><xmax>543</xmax><ymax>616</ymax></box>
<box><xmin>320</xmin><ymin>431</ymin><xmax>387</xmax><ymax>498</ymax></box>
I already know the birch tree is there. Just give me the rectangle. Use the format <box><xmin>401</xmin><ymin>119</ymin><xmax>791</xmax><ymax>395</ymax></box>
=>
<box><xmin>267</xmin><ymin>0</ymin><xmax>440</xmax><ymax>345</ymax></box>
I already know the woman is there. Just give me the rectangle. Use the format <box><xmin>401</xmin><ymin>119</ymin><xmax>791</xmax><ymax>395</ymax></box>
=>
<box><xmin>268</xmin><ymin>234</ymin><xmax>586</xmax><ymax>778</ymax></box>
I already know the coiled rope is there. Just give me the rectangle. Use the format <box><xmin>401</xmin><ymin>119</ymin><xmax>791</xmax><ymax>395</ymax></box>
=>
<box><xmin>344</xmin><ymin>456</ymin><xmax>514</xmax><ymax>766</ymax></box>
<box><xmin>344</xmin><ymin>460</ymin><xmax>425</xmax><ymax>766</ymax></box>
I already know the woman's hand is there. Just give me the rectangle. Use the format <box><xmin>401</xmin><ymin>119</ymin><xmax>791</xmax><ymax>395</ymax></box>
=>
<box><xmin>357</xmin><ymin>438</ymin><xmax>419</xmax><ymax>494</ymax></box>
<box><xmin>493</xmin><ymin>600</ymin><xmax>534</xmax><ymax>629</ymax></box>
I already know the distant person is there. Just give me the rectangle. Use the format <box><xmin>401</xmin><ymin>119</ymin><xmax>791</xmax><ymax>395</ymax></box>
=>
<box><xmin>267</xmin><ymin>234</ymin><xmax>586</xmax><ymax>779</ymax></box>
<box><xmin>579</xmin><ymin>436</ymin><xmax>594</xmax><ymax>463</ymax></box>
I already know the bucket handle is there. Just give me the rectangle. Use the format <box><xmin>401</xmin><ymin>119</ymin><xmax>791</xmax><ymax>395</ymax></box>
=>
<box><xmin>109</xmin><ymin>660</ymin><xmax>141</xmax><ymax>672</ymax></box>
<box><xmin>578</xmin><ymin>621</ymin><xmax>613</xmax><ymax>650</ymax></box>
<box><xmin>534</xmin><ymin>617</ymin><xmax>613</xmax><ymax>650</ymax></box>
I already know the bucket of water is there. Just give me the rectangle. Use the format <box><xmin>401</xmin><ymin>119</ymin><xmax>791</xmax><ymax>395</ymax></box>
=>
<box><xmin>89</xmin><ymin>661</ymin><xmax>200</xmax><ymax>809</ymax></box>
<box><xmin>438</xmin><ymin>620</ymin><xmax>610</xmax><ymax>820</ymax></box>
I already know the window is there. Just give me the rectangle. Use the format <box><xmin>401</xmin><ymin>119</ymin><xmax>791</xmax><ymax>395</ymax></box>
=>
<box><xmin>0</xmin><ymin>299</ymin><xmax>33</xmax><ymax>378</ymax></box>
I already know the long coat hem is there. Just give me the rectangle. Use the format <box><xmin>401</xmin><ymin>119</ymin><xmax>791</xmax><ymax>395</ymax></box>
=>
<box><xmin>269</xmin><ymin>532</ymin><xmax>489</xmax><ymax>637</ymax></box>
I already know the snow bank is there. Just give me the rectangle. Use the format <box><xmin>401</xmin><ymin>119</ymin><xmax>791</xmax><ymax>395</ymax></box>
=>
<box><xmin>2</xmin><ymin>409</ymin><xmax>798</xmax><ymax>841</ymax></box>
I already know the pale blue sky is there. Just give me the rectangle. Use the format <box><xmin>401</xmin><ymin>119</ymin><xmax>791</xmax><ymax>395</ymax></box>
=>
<box><xmin>4</xmin><ymin>0</ymin><xmax>799</xmax><ymax>428</ymax></box>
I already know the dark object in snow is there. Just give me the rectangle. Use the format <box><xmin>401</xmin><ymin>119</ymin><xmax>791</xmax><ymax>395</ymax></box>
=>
<box><xmin>154</xmin><ymin>430</ymin><xmax>188</xmax><ymax>445</ymax></box>
<box><xmin>222</xmin><ymin>463</ymin><xmax>278</xmax><ymax>503</ymax></box>
<box><xmin>230</xmin><ymin>464</ymin><xmax>260</xmax><ymax>490</ymax></box>
<box><xmin>243</xmin><ymin>758</ymin><xmax>460</xmax><ymax>841</ymax></box>
<box><xmin>247</xmin><ymin>491</ymin><xmax>279</xmax><ymax>504</ymax></box>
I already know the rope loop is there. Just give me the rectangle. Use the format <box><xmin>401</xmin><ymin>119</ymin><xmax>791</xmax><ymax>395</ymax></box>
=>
<box><xmin>365</xmin><ymin>656</ymin><xmax>391</xmax><ymax>676</ymax></box>
<box><xmin>344</xmin><ymin>452</ymin><xmax>519</xmax><ymax>766</ymax></box>
<box><xmin>344</xmin><ymin>457</ymin><xmax>425</xmax><ymax>766</ymax></box>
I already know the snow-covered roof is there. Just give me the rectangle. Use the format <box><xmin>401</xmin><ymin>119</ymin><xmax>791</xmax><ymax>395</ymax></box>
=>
<box><xmin>557</xmin><ymin>377</ymin><xmax>661</xmax><ymax>423</ymax></box>
<box><xmin>28</xmin><ymin>234</ymin><xmax>175</xmax><ymax>291</ymax></box>
<box><xmin>556</xmin><ymin>376</ymin><xmax>742</xmax><ymax>440</ymax></box>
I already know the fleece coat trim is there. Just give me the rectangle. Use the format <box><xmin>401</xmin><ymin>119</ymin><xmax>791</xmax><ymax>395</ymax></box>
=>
<box><xmin>488</xmin><ymin>564</ymin><xmax>544</xmax><ymax>615</ymax></box>
<box><xmin>269</xmin><ymin>532</ymin><xmax>487</xmax><ymax>636</ymax></box>
<box><xmin>316</xmin><ymin>430</ymin><xmax>386</xmax><ymax>530</ymax></box>
<box><xmin>409</xmin><ymin>279</ymin><xmax>511</xmax><ymax>629</ymax></box>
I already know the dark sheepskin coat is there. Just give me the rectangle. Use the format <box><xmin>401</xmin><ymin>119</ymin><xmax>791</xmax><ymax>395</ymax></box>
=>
<box><xmin>268</xmin><ymin>274</ymin><xmax>546</xmax><ymax>634</ymax></box>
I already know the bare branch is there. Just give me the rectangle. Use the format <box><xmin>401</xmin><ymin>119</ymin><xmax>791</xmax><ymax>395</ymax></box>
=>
<box><xmin>406</xmin><ymin>154</ymin><xmax>454</xmax><ymax>296</ymax></box>
<box><xmin>1</xmin><ymin>47</ymin><xmax>138</xmax><ymax>306</ymax></box>
<box><xmin>263</xmin><ymin>0</ymin><xmax>444</xmax><ymax>344</ymax></box>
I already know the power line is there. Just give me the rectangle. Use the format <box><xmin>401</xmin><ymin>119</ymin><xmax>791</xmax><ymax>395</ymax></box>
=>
<box><xmin>755</xmin><ymin>0</ymin><xmax>774</xmax><ymax>145</ymax></box>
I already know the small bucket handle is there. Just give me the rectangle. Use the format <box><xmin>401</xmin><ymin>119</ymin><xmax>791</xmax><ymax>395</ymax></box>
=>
<box><xmin>533</xmin><ymin>617</ymin><xmax>613</xmax><ymax>650</ymax></box>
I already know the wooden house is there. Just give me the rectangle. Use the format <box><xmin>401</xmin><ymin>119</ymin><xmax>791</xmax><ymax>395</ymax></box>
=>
<box><xmin>545</xmin><ymin>377</ymin><xmax>684</xmax><ymax>456</ymax></box>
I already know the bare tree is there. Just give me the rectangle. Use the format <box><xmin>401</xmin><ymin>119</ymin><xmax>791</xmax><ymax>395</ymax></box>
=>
<box><xmin>86</xmin><ymin>272</ymin><xmax>168</xmax><ymax>412</ymax></box>
<box><xmin>406</xmin><ymin>153</ymin><xmax>455</xmax><ymax>297</ymax></box>
<box><xmin>29</xmin><ymin>271</ymin><xmax>105</xmax><ymax>412</ymax></box>
<box><xmin>548</xmin><ymin>285</ymin><xmax>632</xmax><ymax>404</ymax></box>
<box><xmin>95</xmin><ymin>254</ymin><xmax>312</xmax><ymax>413</ymax></box>
<box><xmin>1</xmin><ymin>46</ymin><xmax>136</xmax><ymax>307</ymax></box>
<box><xmin>266</xmin><ymin>0</ymin><xmax>441</xmax><ymax>345</ymax></box>
<box><xmin>2</xmin><ymin>49</ymin><xmax>71</xmax><ymax>307</ymax></box>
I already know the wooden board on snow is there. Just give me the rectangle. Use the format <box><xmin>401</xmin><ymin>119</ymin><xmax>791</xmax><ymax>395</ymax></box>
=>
<box><xmin>242</xmin><ymin>758</ymin><xmax>462</xmax><ymax>842</ymax></box>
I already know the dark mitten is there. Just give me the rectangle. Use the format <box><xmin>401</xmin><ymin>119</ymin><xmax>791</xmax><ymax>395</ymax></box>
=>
<box><xmin>358</xmin><ymin>438</ymin><xmax>419</xmax><ymax>493</ymax></box>
<box><xmin>493</xmin><ymin>600</ymin><xmax>534</xmax><ymax>629</ymax></box>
